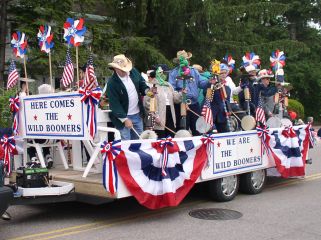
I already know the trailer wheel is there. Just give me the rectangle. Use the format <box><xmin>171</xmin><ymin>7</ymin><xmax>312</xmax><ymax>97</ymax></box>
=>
<box><xmin>208</xmin><ymin>175</ymin><xmax>239</xmax><ymax>202</ymax></box>
<box><xmin>240</xmin><ymin>169</ymin><xmax>266</xmax><ymax>194</ymax></box>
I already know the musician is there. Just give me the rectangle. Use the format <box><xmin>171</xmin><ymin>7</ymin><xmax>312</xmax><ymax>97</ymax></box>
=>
<box><xmin>107</xmin><ymin>54</ymin><xmax>153</xmax><ymax>140</ymax></box>
<box><xmin>256</xmin><ymin>69</ymin><xmax>277</xmax><ymax>118</ymax></box>
<box><xmin>234</xmin><ymin>65</ymin><xmax>259</xmax><ymax>116</ymax></box>
<box><xmin>144</xmin><ymin>67</ymin><xmax>182</xmax><ymax>138</ymax></box>
<box><xmin>168</xmin><ymin>50</ymin><xmax>209</xmax><ymax>135</ymax></box>
<box><xmin>209</xmin><ymin>63</ymin><xmax>232</xmax><ymax>133</ymax></box>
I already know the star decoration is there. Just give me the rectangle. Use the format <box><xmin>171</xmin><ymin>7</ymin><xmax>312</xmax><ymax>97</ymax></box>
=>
<box><xmin>250</xmin><ymin>148</ymin><xmax>253</xmax><ymax>153</ymax></box>
<box><xmin>217</xmin><ymin>142</ymin><xmax>221</xmax><ymax>147</ymax></box>
<box><xmin>34</xmin><ymin>115</ymin><xmax>38</xmax><ymax>121</ymax></box>
<box><xmin>67</xmin><ymin>113</ymin><xmax>72</xmax><ymax>120</ymax></box>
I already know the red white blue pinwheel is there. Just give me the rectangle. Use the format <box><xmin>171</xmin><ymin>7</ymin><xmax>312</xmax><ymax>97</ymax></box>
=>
<box><xmin>270</xmin><ymin>49</ymin><xmax>286</xmax><ymax>71</ymax></box>
<box><xmin>11</xmin><ymin>31</ymin><xmax>27</xmax><ymax>58</ymax></box>
<box><xmin>242</xmin><ymin>52</ymin><xmax>261</xmax><ymax>69</ymax></box>
<box><xmin>37</xmin><ymin>25</ymin><xmax>54</xmax><ymax>53</ymax></box>
<box><xmin>63</xmin><ymin>18</ymin><xmax>86</xmax><ymax>47</ymax></box>
<box><xmin>223</xmin><ymin>55</ymin><xmax>235</xmax><ymax>74</ymax></box>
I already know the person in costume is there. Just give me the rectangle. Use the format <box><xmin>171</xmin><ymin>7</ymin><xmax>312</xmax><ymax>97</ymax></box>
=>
<box><xmin>144</xmin><ymin>67</ymin><xmax>182</xmax><ymax>138</ymax></box>
<box><xmin>210</xmin><ymin>63</ymin><xmax>232</xmax><ymax>133</ymax></box>
<box><xmin>256</xmin><ymin>69</ymin><xmax>277</xmax><ymax>118</ymax></box>
<box><xmin>107</xmin><ymin>54</ymin><xmax>153</xmax><ymax>140</ymax></box>
<box><xmin>168</xmin><ymin>50</ymin><xmax>209</xmax><ymax>135</ymax></box>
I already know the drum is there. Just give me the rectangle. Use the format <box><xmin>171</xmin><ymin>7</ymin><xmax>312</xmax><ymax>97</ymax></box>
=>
<box><xmin>241</xmin><ymin>115</ymin><xmax>256</xmax><ymax>130</ymax></box>
<box><xmin>196</xmin><ymin>116</ymin><xmax>212</xmax><ymax>134</ymax></box>
<box><xmin>281</xmin><ymin>118</ymin><xmax>293</xmax><ymax>128</ymax></box>
<box><xmin>266</xmin><ymin>116</ymin><xmax>282</xmax><ymax>128</ymax></box>
<box><xmin>229</xmin><ymin>116</ymin><xmax>239</xmax><ymax>132</ymax></box>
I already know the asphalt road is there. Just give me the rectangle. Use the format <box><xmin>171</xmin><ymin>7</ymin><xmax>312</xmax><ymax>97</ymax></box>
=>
<box><xmin>1</xmin><ymin>143</ymin><xmax>320</xmax><ymax>240</ymax></box>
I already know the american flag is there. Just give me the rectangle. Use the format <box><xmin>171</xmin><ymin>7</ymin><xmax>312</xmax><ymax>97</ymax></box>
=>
<box><xmin>61</xmin><ymin>48</ymin><xmax>74</xmax><ymax>87</ymax></box>
<box><xmin>201</xmin><ymin>98</ymin><xmax>213</xmax><ymax>126</ymax></box>
<box><xmin>256</xmin><ymin>96</ymin><xmax>266</xmax><ymax>124</ymax></box>
<box><xmin>7</xmin><ymin>60</ymin><xmax>19</xmax><ymax>89</ymax></box>
<box><xmin>84</xmin><ymin>53</ymin><xmax>98</xmax><ymax>89</ymax></box>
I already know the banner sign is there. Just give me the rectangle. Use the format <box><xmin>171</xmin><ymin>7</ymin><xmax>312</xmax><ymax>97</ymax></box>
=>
<box><xmin>201</xmin><ymin>131</ymin><xmax>263</xmax><ymax>179</ymax></box>
<box><xmin>22</xmin><ymin>92</ymin><xmax>86</xmax><ymax>139</ymax></box>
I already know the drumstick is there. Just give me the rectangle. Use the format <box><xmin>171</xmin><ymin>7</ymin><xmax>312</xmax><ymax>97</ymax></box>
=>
<box><xmin>232</xmin><ymin>110</ymin><xmax>246</xmax><ymax>114</ymax></box>
<box><xmin>186</xmin><ymin>106</ymin><xmax>202</xmax><ymax>118</ymax></box>
<box><xmin>158</xmin><ymin>121</ymin><xmax>176</xmax><ymax>135</ymax></box>
<box><xmin>131</xmin><ymin>127</ymin><xmax>143</xmax><ymax>139</ymax></box>
<box><xmin>231</xmin><ymin>112</ymin><xmax>242</xmax><ymax>122</ymax></box>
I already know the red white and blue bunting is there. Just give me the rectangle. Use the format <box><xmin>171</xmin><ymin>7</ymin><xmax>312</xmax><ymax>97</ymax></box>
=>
<box><xmin>0</xmin><ymin>135</ymin><xmax>16</xmax><ymax>175</ymax></box>
<box><xmin>201</xmin><ymin>133</ymin><xmax>215</xmax><ymax>168</ymax></box>
<box><xmin>256</xmin><ymin>124</ymin><xmax>313</xmax><ymax>178</ymax></box>
<box><xmin>115</xmin><ymin>138</ymin><xmax>207</xmax><ymax>209</ymax></box>
<box><xmin>79</xmin><ymin>87</ymin><xmax>102</xmax><ymax>139</ymax></box>
<box><xmin>9</xmin><ymin>96</ymin><xmax>20</xmax><ymax>135</ymax></box>
<box><xmin>101</xmin><ymin>140</ymin><xmax>121</xmax><ymax>195</ymax></box>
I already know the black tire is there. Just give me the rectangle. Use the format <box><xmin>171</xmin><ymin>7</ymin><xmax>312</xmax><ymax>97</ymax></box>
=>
<box><xmin>208</xmin><ymin>175</ymin><xmax>239</xmax><ymax>202</ymax></box>
<box><xmin>240</xmin><ymin>169</ymin><xmax>266</xmax><ymax>194</ymax></box>
<box><xmin>0</xmin><ymin>187</ymin><xmax>13</xmax><ymax>216</ymax></box>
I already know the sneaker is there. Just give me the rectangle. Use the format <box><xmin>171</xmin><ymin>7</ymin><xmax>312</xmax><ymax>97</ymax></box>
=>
<box><xmin>2</xmin><ymin>212</ymin><xmax>11</xmax><ymax>220</ymax></box>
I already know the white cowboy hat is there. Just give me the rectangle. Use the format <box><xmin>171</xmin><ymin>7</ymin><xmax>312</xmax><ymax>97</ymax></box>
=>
<box><xmin>108</xmin><ymin>54</ymin><xmax>133</xmax><ymax>72</ymax></box>
<box><xmin>257</xmin><ymin>69</ymin><xmax>274</xmax><ymax>80</ymax></box>
<box><xmin>245</xmin><ymin>65</ymin><xmax>258</xmax><ymax>74</ymax></box>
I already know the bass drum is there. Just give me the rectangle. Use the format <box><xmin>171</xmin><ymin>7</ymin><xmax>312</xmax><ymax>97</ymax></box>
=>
<box><xmin>266</xmin><ymin>116</ymin><xmax>282</xmax><ymax>128</ymax></box>
<box><xmin>241</xmin><ymin>115</ymin><xmax>256</xmax><ymax>131</ymax></box>
<box><xmin>281</xmin><ymin>118</ymin><xmax>293</xmax><ymax>128</ymax></box>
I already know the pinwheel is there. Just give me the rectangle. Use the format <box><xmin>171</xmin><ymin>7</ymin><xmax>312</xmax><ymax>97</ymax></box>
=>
<box><xmin>38</xmin><ymin>25</ymin><xmax>55</xmax><ymax>86</ymax></box>
<box><xmin>270</xmin><ymin>49</ymin><xmax>286</xmax><ymax>71</ymax></box>
<box><xmin>37</xmin><ymin>25</ymin><xmax>54</xmax><ymax>53</ymax></box>
<box><xmin>223</xmin><ymin>55</ymin><xmax>235</xmax><ymax>74</ymax></box>
<box><xmin>11</xmin><ymin>31</ymin><xmax>27</xmax><ymax>58</ymax></box>
<box><xmin>63</xmin><ymin>18</ymin><xmax>86</xmax><ymax>47</ymax></box>
<box><xmin>242</xmin><ymin>52</ymin><xmax>261</xmax><ymax>69</ymax></box>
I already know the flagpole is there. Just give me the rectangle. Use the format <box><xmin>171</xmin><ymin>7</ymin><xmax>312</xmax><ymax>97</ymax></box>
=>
<box><xmin>48</xmin><ymin>52</ymin><xmax>53</xmax><ymax>88</ymax></box>
<box><xmin>23</xmin><ymin>57</ymin><xmax>29</xmax><ymax>96</ymax></box>
<box><xmin>76</xmin><ymin>46</ymin><xmax>79</xmax><ymax>89</ymax></box>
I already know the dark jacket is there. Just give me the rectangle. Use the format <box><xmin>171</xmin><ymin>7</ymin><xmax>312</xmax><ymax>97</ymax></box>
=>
<box><xmin>211</xmin><ymin>86</ymin><xmax>231</xmax><ymax>123</ymax></box>
<box><xmin>107</xmin><ymin>68</ymin><xmax>149</xmax><ymax>129</ymax></box>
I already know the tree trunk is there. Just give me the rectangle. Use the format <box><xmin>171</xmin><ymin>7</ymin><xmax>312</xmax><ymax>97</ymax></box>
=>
<box><xmin>0</xmin><ymin>0</ymin><xmax>8</xmax><ymax>88</ymax></box>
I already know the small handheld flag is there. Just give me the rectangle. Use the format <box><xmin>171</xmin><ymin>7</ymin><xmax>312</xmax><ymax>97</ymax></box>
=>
<box><xmin>61</xmin><ymin>48</ymin><xmax>74</xmax><ymax>87</ymax></box>
<box><xmin>7</xmin><ymin>60</ymin><xmax>19</xmax><ymax>89</ymax></box>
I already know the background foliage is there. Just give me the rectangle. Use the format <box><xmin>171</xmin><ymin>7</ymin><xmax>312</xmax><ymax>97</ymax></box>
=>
<box><xmin>2</xmin><ymin>0</ymin><xmax>321</xmax><ymax>123</ymax></box>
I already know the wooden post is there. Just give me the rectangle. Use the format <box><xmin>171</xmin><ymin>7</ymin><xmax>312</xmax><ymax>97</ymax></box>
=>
<box><xmin>76</xmin><ymin>46</ymin><xmax>79</xmax><ymax>89</ymax></box>
<box><xmin>23</xmin><ymin>57</ymin><xmax>29</xmax><ymax>95</ymax></box>
<box><xmin>48</xmin><ymin>52</ymin><xmax>53</xmax><ymax>88</ymax></box>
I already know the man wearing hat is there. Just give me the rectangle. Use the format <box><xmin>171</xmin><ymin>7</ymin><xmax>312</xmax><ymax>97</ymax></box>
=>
<box><xmin>107</xmin><ymin>54</ymin><xmax>152</xmax><ymax>140</ymax></box>
<box><xmin>256</xmin><ymin>69</ymin><xmax>277</xmax><ymax>118</ymax></box>
<box><xmin>234</xmin><ymin>65</ymin><xmax>259</xmax><ymax>116</ymax></box>
<box><xmin>168</xmin><ymin>50</ymin><xmax>209</xmax><ymax>135</ymax></box>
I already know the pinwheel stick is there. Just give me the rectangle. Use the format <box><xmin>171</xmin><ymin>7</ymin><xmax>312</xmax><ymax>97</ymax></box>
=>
<box><xmin>76</xmin><ymin>46</ymin><xmax>79</xmax><ymax>89</ymax></box>
<box><xmin>23</xmin><ymin>57</ymin><xmax>29</xmax><ymax>96</ymax></box>
<box><xmin>48</xmin><ymin>52</ymin><xmax>53</xmax><ymax>88</ymax></box>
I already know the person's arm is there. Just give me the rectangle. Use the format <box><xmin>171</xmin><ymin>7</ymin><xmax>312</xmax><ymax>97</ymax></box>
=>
<box><xmin>132</xmin><ymin>68</ymin><xmax>150</xmax><ymax>96</ymax></box>
<box><xmin>106</xmin><ymin>81</ymin><xmax>127</xmax><ymax>121</ymax></box>
<box><xmin>196</xmin><ymin>69</ymin><xmax>210</xmax><ymax>90</ymax></box>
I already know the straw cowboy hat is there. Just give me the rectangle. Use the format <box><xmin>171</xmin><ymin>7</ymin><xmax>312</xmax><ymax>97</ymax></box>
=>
<box><xmin>173</xmin><ymin>50</ymin><xmax>192</xmax><ymax>63</ymax></box>
<box><xmin>192</xmin><ymin>64</ymin><xmax>203</xmax><ymax>73</ymax></box>
<box><xmin>257</xmin><ymin>69</ymin><xmax>274</xmax><ymax>80</ymax></box>
<box><xmin>108</xmin><ymin>54</ymin><xmax>133</xmax><ymax>72</ymax></box>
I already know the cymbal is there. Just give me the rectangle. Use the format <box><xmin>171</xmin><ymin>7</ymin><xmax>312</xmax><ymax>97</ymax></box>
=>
<box><xmin>19</xmin><ymin>77</ymin><xmax>36</xmax><ymax>82</ymax></box>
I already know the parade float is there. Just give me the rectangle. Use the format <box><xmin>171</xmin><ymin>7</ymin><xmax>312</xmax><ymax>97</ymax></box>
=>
<box><xmin>0</xmin><ymin>19</ymin><xmax>315</xmax><ymax>217</ymax></box>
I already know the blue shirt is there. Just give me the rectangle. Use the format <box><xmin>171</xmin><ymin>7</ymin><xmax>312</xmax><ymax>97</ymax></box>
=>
<box><xmin>168</xmin><ymin>67</ymin><xmax>209</xmax><ymax>104</ymax></box>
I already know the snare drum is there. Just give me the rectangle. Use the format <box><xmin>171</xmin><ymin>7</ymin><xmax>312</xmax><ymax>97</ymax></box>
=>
<box><xmin>241</xmin><ymin>115</ymin><xmax>256</xmax><ymax>130</ymax></box>
<box><xmin>266</xmin><ymin>116</ymin><xmax>282</xmax><ymax>128</ymax></box>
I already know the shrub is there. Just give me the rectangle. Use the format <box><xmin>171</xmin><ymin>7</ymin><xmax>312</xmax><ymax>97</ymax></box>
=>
<box><xmin>287</xmin><ymin>99</ymin><xmax>304</xmax><ymax>119</ymax></box>
<box><xmin>0</xmin><ymin>88</ymin><xmax>17</xmax><ymax>128</ymax></box>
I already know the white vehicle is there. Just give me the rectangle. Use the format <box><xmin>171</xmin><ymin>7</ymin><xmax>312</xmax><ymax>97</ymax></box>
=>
<box><xmin>1</xmin><ymin>92</ymin><xmax>313</xmax><ymax>213</ymax></box>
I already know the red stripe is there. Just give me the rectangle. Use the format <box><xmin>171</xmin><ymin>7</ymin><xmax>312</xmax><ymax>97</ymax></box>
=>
<box><xmin>115</xmin><ymin>144</ymin><xmax>207</xmax><ymax>209</ymax></box>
